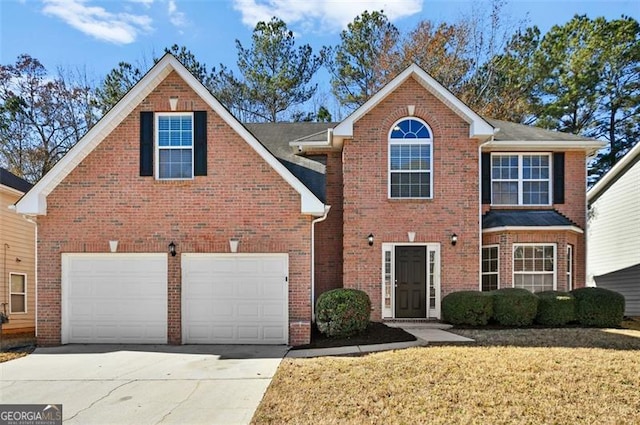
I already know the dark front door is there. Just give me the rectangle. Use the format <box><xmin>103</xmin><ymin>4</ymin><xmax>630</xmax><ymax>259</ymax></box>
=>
<box><xmin>395</xmin><ymin>246</ymin><xmax>427</xmax><ymax>318</ymax></box>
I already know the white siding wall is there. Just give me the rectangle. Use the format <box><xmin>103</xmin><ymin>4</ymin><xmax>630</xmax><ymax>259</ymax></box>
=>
<box><xmin>588</xmin><ymin>159</ymin><xmax>640</xmax><ymax>283</ymax></box>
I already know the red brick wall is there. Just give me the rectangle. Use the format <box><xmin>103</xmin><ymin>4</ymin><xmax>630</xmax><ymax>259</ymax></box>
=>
<box><xmin>313</xmin><ymin>151</ymin><xmax>344</xmax><ymax>302</ymax></box>
<box><xmin>342</xmin><ymin>77</ymin><xmax>481</xmax><ymax>320</ymax></box>
<box><xmin>37</xmin><ymin>71</ymin><xmax>313</xmax><ymax>346</ymax></box>
<box><xmin>481</xmin><ymin>150</ymin><xmax>588</xmax><ymax>289</ymax></box>
<box><xmin>483</xmin><ymin>230</ymin><xmax>584</xmax><ymax>291</ymax></box>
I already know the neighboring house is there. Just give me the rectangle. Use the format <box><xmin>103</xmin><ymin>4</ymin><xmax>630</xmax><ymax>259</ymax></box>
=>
<box><xmin>1</xmin><ymin>168</ymin><xmax>35</xmax><ymax>334</ymax></box>
<box><xmin>15</xmin><ymin>54</ymin><xmax>604</xmax><ymax>346</ymax></box>
<box><xmin>587</xmin><ymin>142</ymin><xmax>640</xmax><ymax>316</ymax></box>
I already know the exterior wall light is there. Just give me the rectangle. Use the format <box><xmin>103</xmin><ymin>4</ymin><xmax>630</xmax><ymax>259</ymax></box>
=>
<box><xmin>451</xmin><ymin>233</ymin><xmax>458</xmax><ymax>246</ymax></box>
<box><xmin>168</xmin><ymin>241</ymin><xmax>177</xmax><ymax>257</ymax></box>
<box><xmin>367</xmin><ymin>233</ymin><xmax>374</xmax><ymax>246</ymax></box>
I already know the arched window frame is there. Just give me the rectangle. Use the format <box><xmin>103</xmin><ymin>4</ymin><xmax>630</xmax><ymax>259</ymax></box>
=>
<box><xmin>388</xmin><ymin>117</ymin><xmax>433</xmax><ymax>199</ymax></box>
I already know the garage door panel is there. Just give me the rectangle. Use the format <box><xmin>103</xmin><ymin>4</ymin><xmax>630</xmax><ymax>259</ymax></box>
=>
<box><xmin>183</xmin><ymin>254</ymin><xmax>288</xmax><ymax>344</ymax></box>
<box><xmin>62</xmin><ymin>254</ymin><xmax>168</xmax><ymax>344</ymax></box>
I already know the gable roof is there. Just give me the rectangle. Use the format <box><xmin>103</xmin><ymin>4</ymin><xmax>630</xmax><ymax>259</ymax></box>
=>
<box><xmin>0</xmin><ymin>168</ymin><xmax>33</xmax><ymax>194</ymax></box>
<box><xmin>485</xmin><ymin>118</ymin><xmax>605</xmax><ymax>154</ymax></box>
<box><xmin>15</xmin><ymin>54</ymin><xmax>326</xmax><ymax>216</ymax></box>
<box><xmin>588</xmin><ymin>141</ymin><xmax>640</xmax><ymax>203</ymax></box>
<box><xmin>246</xmin><ymin>122</ymin><xmax>336</xmax><ymax>203</ymax></box>
<box><xmin>333</xmin><ymin>63</ymin><xmax>495</xmax><ymax>140</ymax></box>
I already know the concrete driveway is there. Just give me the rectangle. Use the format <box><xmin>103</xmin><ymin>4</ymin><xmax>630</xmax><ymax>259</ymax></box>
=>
<box><xmin>0</xmin><ymin>344</ymin><xmax>287</xmax><ymax>425</ymax></box>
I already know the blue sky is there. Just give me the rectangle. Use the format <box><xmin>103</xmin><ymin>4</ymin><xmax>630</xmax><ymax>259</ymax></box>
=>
<box><xmin>1</xmin><ymin>0</ymin><xmax>638</xmax><ymax>99</ymax></box>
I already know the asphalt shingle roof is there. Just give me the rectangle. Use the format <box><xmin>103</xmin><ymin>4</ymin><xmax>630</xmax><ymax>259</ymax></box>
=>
<box><xmin>486</xmin><ymin>118</ymin><xmax>594</xmax><ymax>142</ymax></box>
<box><xmin>245</xmin><ymin>122</ymin><xmax>336</xmax><ymax>203</ymax></box>
<box><xmin>0</xmin><ymin>168</ymin><xmax>33</xmax><ymax>193</ymax></box>
<box><xmin>482</xmin><ymin>209</ymin><xmax>579</xmax><ymax>229</ymax></box>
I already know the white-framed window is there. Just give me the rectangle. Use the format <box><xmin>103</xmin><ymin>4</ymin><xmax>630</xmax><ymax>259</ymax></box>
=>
<box><xmin>9</xmin><ymin>273</ymin><xmax>26</xmax><ymax>314</ymax></box>
<box><xmin>513</xmin><ymin>244</ymin><xmax>556</xmax><ymax>293</ymax></box>
<box><xmin>156</xmin><ymin>113</ymin><xmax>194</xmax><ymax>180</ymax></box>
<box><xmin>491</xmin><ymin>153</ymin><xmax>551</xmax><ymax>205</ymax></box>
<box><xmin>567</xmin><ymin>244</ymin><xmax>573</xmax><ymax>291</ymax></box>
<box><xmin>388</xmin><ymin>118</ymin><xmax>433</xmax><ymax>199</ymax></box>
<box><xmin>481</xmin><ymin>245</ymin><xmax>499</xmax><ymax>291</ymax></box>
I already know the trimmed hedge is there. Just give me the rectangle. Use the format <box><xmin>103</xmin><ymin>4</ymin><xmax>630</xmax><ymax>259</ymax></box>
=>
<box><xmin>535</xmin><ymin>291</ymin><xmax>576</xmax><ymax>326</ymax></box>
<box><xmin>315</xmin><ymin>288</ymin><xmax>371</xmax><ymax>338</ymax></box>
<box><xmin>571</xmin><ymin>287</ymin><xmax>625</xmax><ymax>327</ymax></box>
<box><xmin>491</xmin><ymin>288</ymin><xmax>539</xmax><ymax>326</ymax></box>
<box><xmin>442</xmin><ymin>291</ymin><xmax>493</xmax><ymax>326</ymax></box>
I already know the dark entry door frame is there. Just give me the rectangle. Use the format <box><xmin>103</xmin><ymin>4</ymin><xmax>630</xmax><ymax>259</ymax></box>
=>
<box><xmin>381</xmin><ymin>243</ymin><xmax>441</xmax><ymax>320</ymax></box>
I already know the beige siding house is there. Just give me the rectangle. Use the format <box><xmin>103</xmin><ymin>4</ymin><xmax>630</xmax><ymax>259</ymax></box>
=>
<box><xmin>1</xmin><ymin>168</ymin><xmax>35</xmax><ymax>334</ymax></box>
<box><xmin>587</xmin><ymin>142</ymin><xmax>640</xmax><ymax>316</ymax></box>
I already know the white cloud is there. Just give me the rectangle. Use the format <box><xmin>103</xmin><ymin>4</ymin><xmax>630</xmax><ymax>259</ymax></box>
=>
<box><xmin>42</xmin><ymin>0</ymin><xmax>153</xmax><ymax>44</ymax></box>
<box><xmin>129</xmin><ymin>0</ymin><xmax>154</xmax><ymax>7</ymax></box>
<box><xmin>167</xmin><ymin>0</ymin><xmax>188</xmax><ymax>29</ymax></box>
<box><xmin>232</xmin><ymin>0</ymin><xmax>423</xmax><ymax>32</ymax></box>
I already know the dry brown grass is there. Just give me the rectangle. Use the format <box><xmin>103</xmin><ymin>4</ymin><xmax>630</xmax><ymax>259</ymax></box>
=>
<box><xmin>0</xmin><ymin>352</ymin><xmax>28</xmax><ymax>363</ymax></box>
<box><xmin>253</xmin><ymin>328</ymin><xmax>640</xmax><ymax>425</ymax></box>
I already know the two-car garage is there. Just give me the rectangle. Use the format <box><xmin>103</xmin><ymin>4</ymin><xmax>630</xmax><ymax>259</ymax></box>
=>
<box><xmin>61</xmin><ymin>253</ymin><xmax>289</xmax><ymax>345</ymax></box>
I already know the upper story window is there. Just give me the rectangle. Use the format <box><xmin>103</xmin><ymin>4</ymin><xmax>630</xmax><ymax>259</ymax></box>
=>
<box><xmin>388</xmin><ymin>118</ymin><xmax>433</xmax><ymax>199</ymax></box>
<box><xmin>156</xmin><ymin>113</ymin><xmax>194</xmax><ymax>180</ymax></box>
<box><xmin>491</xmin><ymin>154</ymin><xmax>550</xmax><ymax>205</ymax></box>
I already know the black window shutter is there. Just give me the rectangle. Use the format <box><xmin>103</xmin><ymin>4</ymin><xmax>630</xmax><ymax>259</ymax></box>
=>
<box><xmin>481</xmin><ymin>152</ymin><xmax>491</xmax><ymax>204</ymax></box>
<box><xmin>194</xmin><ymin>111</ymin><xmax>207</xmax><ymax>176</ymax></box>
<box><xmin>553</xmin><ymin>152</ymin><xmax>565</xmax><ymax>204</ymax></box>
<box><xmin>139</xmin><ymin>111</ymin><xmax>154</xmax><ymax>176</ymax></box>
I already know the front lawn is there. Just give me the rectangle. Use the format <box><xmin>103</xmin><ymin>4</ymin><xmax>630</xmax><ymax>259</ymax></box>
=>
<box><xmin>252</xmin><ymin>327</ymin><xmax>640</xmax><ymax>424</ymax></box>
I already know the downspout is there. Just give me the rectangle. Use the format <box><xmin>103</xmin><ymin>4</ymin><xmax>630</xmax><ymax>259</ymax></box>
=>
<box><xmin>22</xmin><ymin>214</ymin><xmax>38</xmax><ymax>338</ymax></box>
<box><xmin>478</xmin><ymin>136</ymin><xmax>494</xmax><ymax>290</ymax></box>
<box><xmin>311</xmin><ymin>206</ymin><xmax>331</xmax><ymax>322</ymax></box>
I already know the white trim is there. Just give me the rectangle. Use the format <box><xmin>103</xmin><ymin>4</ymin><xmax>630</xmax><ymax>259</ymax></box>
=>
<box><xmin>481</xmin><ymin>245</ymin><xmax>500</xmax><ymax>291</ymax></box>
<box><xmin>567</xmin><ymin>244</ymin><xmax>574</xmax><ymax>291</ymax></box>
<box><xmin>16</xmin><ymin>54</ymin><xmax>326</xmax><ymax>216</ymax></box>
<box><xmin>388</xmin><ymin>117</ymin><xmax>433</xmax><ymax>199</ymax></box>
<box><xmin>512</xmin><ymin>243</ymin><xmax>557</xmax><ymax>292</ymax></box>
<box><xmin>490</xmin><ymin>153</ymin><xmax>552</xmax><ymax>206</ymax></box>
<box><xmin>381</xmin><ymin>242</ymin><xmax>441</xmax><ymax>319</ymax></box>
<box><xmin>483</xmin><ymin>226</ymin><xmax>583</xmax><ymax>234</ymax></box>
<box><xmin>483</xmin><ymin>140</ymin><xmax>605</xmax><ymax>154</ymax></box>
<box><xmin>333</xmin><ymin>64</ymin><xmax>494</xmax><ymax>140</ymax></box>
<box><xmin>8</xmin><ymin>272</ymin><xmax>27</xmax><ymax>314</ymax></box>
<box><xmin>155</xmin><ymin>112</ymin><xmax>194</xmax><ymax>180</ymax></box>
<box><xmin>588</xmin><ymin>140</ymin><xmax>640</xmax><ymax>202</ymax></box>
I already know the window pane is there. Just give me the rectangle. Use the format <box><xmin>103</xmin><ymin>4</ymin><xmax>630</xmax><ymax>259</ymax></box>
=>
<box><xmin>492</xmin><ymin>182</ymin><xmax>518</xmax><ymax>204</ymax></box>
<box><xmin>159</xmin><ymin>148</ymin><xmax>192</xmax><ymax>179</ymax></box>
<box><xmin>390</xmin><ymin>119</ymin><xmax>430</xmax><ymax>139</ymax></box>
<box><xmin>390</xmin><ymin>172</ymin><xmax>430</xmax><ymax>198</ymax></box>
<box><xmin>11</xmin><ymin>294</ymin><xmax>25</xmax><ymax>313</ymax></box>
<box><xmin>11</xmin><ymin>275</ymin><xmax>25</xmax><ymax>293</ymax></box>
<box><xmin>482</xmin><ymin>274</ymin><xmax>498</xmax><ymax>291</ymax></box>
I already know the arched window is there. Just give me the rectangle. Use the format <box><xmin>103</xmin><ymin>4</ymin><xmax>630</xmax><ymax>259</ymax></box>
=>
<box><xmin>389</xmin><ymin>118</ymin><xmax>433</xmax><ymax>198</ymax></box>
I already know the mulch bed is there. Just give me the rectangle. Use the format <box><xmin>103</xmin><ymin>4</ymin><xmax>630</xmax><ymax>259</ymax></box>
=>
<box><xmin>291</xmin><ymin>322</ymin><xmax>416</xmax><ymax>350</ymax></box>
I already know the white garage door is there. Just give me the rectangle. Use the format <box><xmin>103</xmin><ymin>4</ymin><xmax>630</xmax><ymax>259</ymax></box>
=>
<box><xmin>182</xmin><ymin>253</ymin><xmax>288</xmax><ymax>344</ymax></box>
<box><xmin>62</xmin><ymin>254</ymin><xmax>168</xmax><ymax>344</ymax></box>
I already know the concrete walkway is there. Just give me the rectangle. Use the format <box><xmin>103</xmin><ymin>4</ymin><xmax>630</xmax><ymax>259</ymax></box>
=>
<box><xmin>0</xmin><ymin>344</ymin><xmax>287</xmax><ymax>425</ymax></box>
<box><xmin>287</xmin><ymin>323</ymin><xmax>473</xmax><ymax>358</ymax></box>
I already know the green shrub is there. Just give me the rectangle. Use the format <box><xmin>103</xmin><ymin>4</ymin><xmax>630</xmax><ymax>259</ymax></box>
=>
<box><xmin>535</xmin><ymin>291</ymin><xmax>576</xmax><ymax>326</ymax></box>
<box><xmin>315</xmin><ymin>289</ymin><xmax>371</xmax><ymax>337</ymax></box>
<box><xmin>491</xmin><ymin>288</ymin><xmax>539</xmax><ymax>326</ymax></box>
<box><xmin>571</xmin><ymin>287</ymin><xmax>625</xmax><ymax>327</ymax></box>
<box><xmin>442</xmin><ymin>291</ymin><xmax>493</xmax><ymax>326</ymax></box>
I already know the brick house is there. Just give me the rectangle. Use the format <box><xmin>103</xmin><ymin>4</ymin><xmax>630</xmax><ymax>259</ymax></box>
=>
<box><xmin>15</xmin><ymin>54</ymin><xmax>603</xmax><ymax>346</ymax></box>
